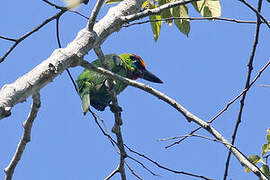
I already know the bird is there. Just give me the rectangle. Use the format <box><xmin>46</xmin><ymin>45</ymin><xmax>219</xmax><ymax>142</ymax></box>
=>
<box><xmin>76</xmin><ymin>53</ymin><xmax>163</xmax><ymax>114</ymax></box>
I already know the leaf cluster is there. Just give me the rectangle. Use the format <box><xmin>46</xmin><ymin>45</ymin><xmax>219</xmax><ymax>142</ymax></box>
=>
<box><xmin>245</xmin><ymin>128</ymin><xmax>270</xmax><ymax>179</ymax></box>
<box><xmin>144</xmin><ymin>0</ymin><xmax>221</xmax><ymax>41</ymax></box>
<box><xmin>104</xmin><ymin>0</ymin><xmax>221</xmax><ymax>41</ymax></box>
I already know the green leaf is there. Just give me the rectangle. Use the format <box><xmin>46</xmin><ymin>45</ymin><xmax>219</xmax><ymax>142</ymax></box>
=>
<box><xmin>267</xmin><ymin>128</ymin><xmax>270</xmax><ymax>143</ymax></box>
<box><xmin>192</xmin><ymin>0</ymin><xmax>221</xmax><ymax>17</ymax></box>
<box><xmin>149</xmin><ymin>3</ymin><xmax>162</xmax><ymax>41</ymax></box>
<box><xmin>245</xmin><ymin>155</ymin><xmax>260</xmax><ymax>173</ymax></box>
<box><xmin>142</xmin><ymin>0</ymin><xmax>150</xmax><ymax>9</ymax></box>
<box><xmin>159</xmin><ymin>0</ymin><xmax>173</xmax><ymax>26</ymax></box>
<box><xmin>104</xmin><ymin>0</ymin><xmax>121</xmax><ymax>5</ymax></box>
<box><xmin>150</xmin><ymin>15</ymin><xmax>162</xmax><ymax>41</ymax></box>
<box><xmin>262</xmin><ymin>143</ymin><xmax>270</xmax><ymax>157</ymax></box>
<box><xmin>261</xmin><ymin>164</ymin><xmax>270</xmax><ymax>179</ymax></box>
<box><xmin>172</xmin><ymin>5</ymin><xmax>190</xmax><ymax>36</ymax></box>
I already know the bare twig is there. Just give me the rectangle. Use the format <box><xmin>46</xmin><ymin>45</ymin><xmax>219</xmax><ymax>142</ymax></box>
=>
<box><xmin>123</xmin><ymin>17</ymin><xmax>266</xmax><ymax>27</ymax></box>
<box><xmin>159</xmin><ymin>134</ymin><xmax>236</xmax><ymax>147</ymax></box>
<box><xmin>0</xmin><ymin>36</ymin><xmax>17</xmax><ymax>42</ymax></box>
<box><xmin>88</xmin><ymin>109</ymin><xmax>118</xmax><ymax>150</ymax></box>
<box><xmin>104</xmin><ymin>166</ymin><xmax>120</xmax><ymax>180</ymax></box>
<box><xmin>0</xmin><ymin>10</ymin><xmax>65</xmax><ymax>63</ymax></box>
<box><xmin>125</xmin><ymin>161</ymin><xmax>144</xmax><ymax>180</ymax></box>
<box><xmin>0</xmin><ymin>0</ymin><xmax>89</xmax><ymax>64</ymax></box>
<box><xmin>94</xmin><ymin>47</ymin><xmax>127</xmax><ymax>180</ymax></box>
<box><xmin>223</xmin><ymin>1</ymin><xmax>263</xmax><ymax>179</ymax></box>
<box><xmin>125</xmin><ymin>145</ymin><xmax>212</xmax><ymax>180</ymax></box>
<box><xmin>80</xmin><ymin>60</ymin><xmax>269</xmax><ymax>180</ymax></box>
<box><xmin>88</xmin><ymin>109</ymin><xmax>158</xmax><ymax>179</ymax></box>
<box><xmin>43</xmin><ymin>0</ymin><xmax>64</xmax><ymax>9</ymax></box>
<box><xmin>167</xmin><ymin>59</ymin><xmax>270</xmax><ymax>148</ymax></box>
<box><xmin>43</xmin><ymin>0</ymin><xmax>89</xmax><ymax>19</ymax></box>
<box><xmin>126</xmin><ymin>154</ymin><xmax>159</xmax><ymax>176</ymax></box>
<box><xmin>239</xmin><ymin>0</ymin><xmax>270</xmax><ymax>28</ymax></box>
<box><xmin>88</xmin><ymin>0</ymin><xmax>105</xmax><ymax>31</ymax></box>
<box><xmin>121</xmin><ymin>0</ymin><xmax>199</xmax><ymax>23</ymax></box>
<box><xmin>4</xmin><ymin>93</ymin><xmax>41</xmax><ymax>180</ymax></box>
<box><xmin>255</xmin><ymin>84</ymin><xmax>270</xmax><ymax>88</ymax></box>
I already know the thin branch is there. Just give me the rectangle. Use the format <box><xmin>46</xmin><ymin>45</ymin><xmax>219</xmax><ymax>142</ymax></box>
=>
<box><xmin>159</xmin><ymin>134</ymin><xmax>236</xmax><ymax>147</ymax></box>
<box><xmin>123</xmin><ymin>17</ymin><xmax>263</xmax><ymax>27</ymax></box>
<box><xmin>167</xmin><ymin>59</ymin><xmax>270</xmax><ymax>148</ymax></box>
<box><xmin>43</xmin><ymin>0</ymin><xmax>64</xmax><ymax>9</ymax></box>
<box><xmin>88</xmin><ymin>109</ymin><xmax>158</xmax><ymax>179</ymax></box>
<box><xmin>43</xmin><ymin>0</ymin><xmax>89</xmax><ymax>19</ymax></box>
<box><xmin>0</xmin><ymin>0</ymin><xmax>89</xmax><ymax>64</ymax></box>
<box><xmin>94</xmin><ymin>47</ymin><xmax>127</xmax><ymax>180</ymax></box>
<box><xmin>80</xmin><ymin>60</ymin><xmax>269</xmax><ymax>180</ymax></box>
<box><xmin>88</xmin><ymin>0</ymin><xmax>105</xmax><ymax>31</ymax></box>
<box><xmin>255</xmin><ymin>84</ymin><xmax>270</xmax><ymax>88</ymax></box>
<box><xmin>125</xmin><ymin>145</ymin><xmax>212</xmax><ymax>180</ymax></box>
<box><xmin>55</xmin><ymin>15</ymin><xmax>79</xmax><ymax>93</ymax></box>
<box><xmin>88</xmin><ymin>108</ymin><xmax>119</xmax><ymax>151</ymax></box>
<box><xmin>125</xmin><ymin>161</ymin><xmax>144</xmax><ymax>180</ymax></box>
<box><xmin>4</xmin><ymin>93</ymin><xmax>41</xmax><ymax>180</ymax></box>
<box><xmin>239</xmin><ymin>0</ymin><xmax>270</xmax><ymax>28</ymax></box>
<box><xmin>0</xmin><ymin>36</ymin><xmax>17</xmax><ymax>42</ymax></box>
<box><xmin>223</xmin><ymin>1</ymin><xmax>263</xmax><ymax>179</ymax></box>
<box><xmin>0</xmin><ymin>10</ymin><xmax>65</xmax><ymax>63</ymax></box>
<box><xmin>126</xmin><ymin>154</ymin><xmax>159</xmax><ymax>177</ymax></box>
<box><xmin>104</xmin><ymin>166</ymin><xmax>120</xmax><ymax>180</ymax></box>
<box><xmin>121</xmin><ymin>0</ymin><xmax>199</xmax><ymax>23</ymax></box>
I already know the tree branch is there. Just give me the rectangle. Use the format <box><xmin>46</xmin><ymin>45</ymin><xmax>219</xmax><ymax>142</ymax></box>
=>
<box><xmin>88</xmin><ymin>0</ymin><xmax>105</xmax><ymax>31</ymax></box>
<box><xmin>121</xmin><ymin>0</ymin><xmax>199</xmax><ymax>23</ymax></box>
<box><xmin>0</xmin><ymin>10</ymin><xmax>65</xmax><ymax>63</ymax></box>
<box><xmin>104</xmin><ymin>166</ymin><xmax>120</xmax><ymax>180</ymax></box>
<box><xmin>223</xmin><ymin>0</ymin><xmax>263</xmax><ymax>179</ymax></box>
<box><xmin>239</xmin><ymin>0</ymin><xmax>270</xmax><ymax>28</ymax></box>
<box><xmin>80</xmin><ymin>60</ymin><xmax>268</xmax><ymax>180</ymax></box>
<box><xmin>125</xmin><ymin>145</ymin><xmax>212</xmax><ymax>180</ymax></box>
<box><xmin>166</xmin><ymin>59</ymin><xmax>270</xmax><ymax>148</ymax></box>
<box><xmin>123</xmin><ymin>17</ymin><xmax>265</xmax><ymax>27</ymax></box>
<box><xmin>94</xmin><ymin>47</ymin><xmax>127</xmax><ymax>180</ymax></box>
<box><xmin>0</xmin><ymin>36</ymin><xmax>17</xmax><ymax>42</ymax></box>
<box><xmin>124</xmin><ymin>161</ymin><xmax>143</xmax><ymax>180</ymax></box>
<box><xmin>4</xmin><ymin>93</ymin><xmax>41</xmax><ymax>180</ymax></box>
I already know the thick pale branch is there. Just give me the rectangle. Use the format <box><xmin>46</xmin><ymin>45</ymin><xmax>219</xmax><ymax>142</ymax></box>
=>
<box><xmin>80</xmin><ymin>60</ymin><xmax>268</xmax><ymax>180</ymax></box>
<box><xmin>4</xmin><ymin>93</ymin><xmax>41</xmax><ymax>180</ymax></box>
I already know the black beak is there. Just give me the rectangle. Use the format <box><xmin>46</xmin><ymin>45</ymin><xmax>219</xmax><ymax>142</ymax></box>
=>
<box><xmin>137</xmin><ymin>68</ymin><xmax>163</xmax><ymax>83</ymax></box>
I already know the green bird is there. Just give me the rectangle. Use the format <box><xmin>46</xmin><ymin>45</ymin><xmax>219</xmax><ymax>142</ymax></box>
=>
<box><xmin>77</xmin><ymin>53</ymin><xmax>163</xmax><ymax>114</ymax></box>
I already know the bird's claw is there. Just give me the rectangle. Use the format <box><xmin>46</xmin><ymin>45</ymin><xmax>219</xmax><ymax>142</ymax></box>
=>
<box><xmin>109</xmin><ymin>104</ymin><xmax>122</xmax><ymax>113</ymax></box>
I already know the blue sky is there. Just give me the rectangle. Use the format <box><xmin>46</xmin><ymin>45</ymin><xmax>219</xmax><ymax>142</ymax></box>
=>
<box><xmin>0</xmin><ymin>0</ymin><xmax>270</xmax><ymax>179</ymax></box>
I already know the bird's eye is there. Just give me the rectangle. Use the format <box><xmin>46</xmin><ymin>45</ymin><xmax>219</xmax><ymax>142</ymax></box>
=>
<box><xmin>130</xmin><ymin>55</ymin><xmax>145</xmax><ymax>69</ymax></box>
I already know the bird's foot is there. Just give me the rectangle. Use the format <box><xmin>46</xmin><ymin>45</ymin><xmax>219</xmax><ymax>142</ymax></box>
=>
<box><xmin>104</xmin><ymin>79</ymin><xmax>116</xmax><ymax>91</ymax></box>
<box><xmin>109</xmin><ymin>104</ymin><xmax>122</xmax><ymax>113</ymax></box>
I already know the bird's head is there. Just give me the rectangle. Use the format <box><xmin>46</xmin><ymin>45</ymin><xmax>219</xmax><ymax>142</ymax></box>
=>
<box><xmin>120</xmin><ymin>54</ymin><xmax>163</xmax><ymax>83</ymax></box>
